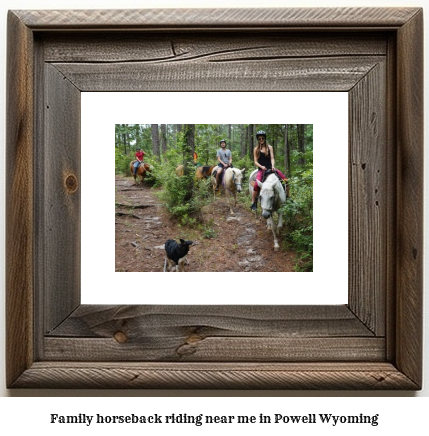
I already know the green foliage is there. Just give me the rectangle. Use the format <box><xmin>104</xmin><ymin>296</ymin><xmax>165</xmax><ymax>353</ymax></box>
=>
<box><xmin>194</xmin><ymin>124</ymin><xmax>222</xmax><ymax>166</ymax></box>
<box><xmin>157</xmin><ymin>171</ymin><xmax>212</xmax><ymax>224</ymax></box>
<box><xmin>281</xmin><ymin>166</ymin><xmax>313</xmax><ymax>272</ymax></box>
<box><xmin>233</xmin><ymin>153</ymin><xmax>253</xmax><ymax>173</ymax></box>
<box><xmin>115</xmin><ymin>124</ymin><xmax>315</xmax><ymax>270</ymax></box>
<box><xmin>202</xmin><ymin>225</ymin><xmax>217</xmax><ymax>239</ymax></box>
<box><xmin>141</xmin><ymin>155</ymin><xmax>167</xmax><ymax>187</ymax></box>
<box><xmin>154</xmin><ymin>132</ymin><xmax>212</xmax><ymax>224</ymax></box>
<box><xmin>115</xmin><ymin>148</ymin><xmax>130</xmax><ymax>176</ymax></box>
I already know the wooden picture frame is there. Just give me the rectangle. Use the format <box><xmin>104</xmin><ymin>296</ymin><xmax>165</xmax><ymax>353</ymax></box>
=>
<box><xmin>6</xmin><ymin>8</ymin><xmax>423</xmax><ymax>389</ymax></box>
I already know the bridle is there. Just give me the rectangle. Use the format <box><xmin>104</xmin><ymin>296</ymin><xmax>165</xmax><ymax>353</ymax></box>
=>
<box><xmin>232</xmin><ymin>169</ymin><xmax>242</xmax><ymax>192</ymax></box>
<box><xmin>224</xmin><ymin>168</ymin><xmax>242</xmax><ymax>193</ymax></box>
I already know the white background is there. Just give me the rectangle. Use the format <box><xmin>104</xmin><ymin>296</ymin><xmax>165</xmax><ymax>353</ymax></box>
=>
<box><xmin>82</xmin><ymin>92</ymin><xmax>348</xmax><ymax>305</ymax></box>
<box><xmin>0</xmin><ymin>0</ymin><xmax>428</xmax><ymax>429</ymax></box>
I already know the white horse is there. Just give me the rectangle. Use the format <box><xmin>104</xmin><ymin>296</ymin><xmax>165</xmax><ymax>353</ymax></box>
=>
<box><xmin>211</xmin><ymin>167</ymin><xmax>246</xmax><ymax>215</ymax></box>
<box><xmin>249</xmin><ymin>169</ymin><xmax>286</xmax><ymax>251</ymax></box>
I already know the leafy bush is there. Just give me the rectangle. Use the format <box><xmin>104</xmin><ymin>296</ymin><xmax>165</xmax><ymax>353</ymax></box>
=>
<box><xmin>115</xmin><ymin>148</ymin><xmax>131</xmax><ymax>176</ymax></box>
<box><xmin>281</xmin><ymin>167</ymin><xmax>313</xmax><ymax>271</ymax></box>
<box><xmin>155</xmin><ymin>134</ymin><xmax>213</xmax><ymax>224</ymax></box>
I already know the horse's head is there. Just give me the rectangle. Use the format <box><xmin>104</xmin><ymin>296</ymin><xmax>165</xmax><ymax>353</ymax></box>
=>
<box><xmin>257</xmin><ymin>174</ymin><xmax>279</xmax><ymax>219</ymax></box>
<box><xmin>144</xmin><ymin>163</ymin><xmax>152</xmax><ymax>172</ymax></box>
<box><xmin>231</xmin><ymin>168</ymin><xmax>246</xmax><ymax>193</ymax></box>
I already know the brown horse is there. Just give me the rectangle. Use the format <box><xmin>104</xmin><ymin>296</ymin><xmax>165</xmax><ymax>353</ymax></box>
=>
<box><xmin>130</xmin><ymin>161</ymin><xmax>151</xmax><ymax>185</ymax></box>
<box><xmin>175</xmin><ymin>165</ymin><xmax>216</xmax><ymax>180</ymax></box>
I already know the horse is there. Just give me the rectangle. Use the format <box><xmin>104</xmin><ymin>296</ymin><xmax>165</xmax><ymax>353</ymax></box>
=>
<box><xmin>130</xmin><ymin>161</ymin><xmax>151</xmax><ymax>186</ymax></box>
<box><xmin>249</xmin><ymin>169</ymin><xmax>286</xmax><ymax>251</ymax></box>
<box><xmin>211</xmin><ymin>166</ymin><xmax>246</xmax><ymax>215</ymax></box>
<box><xmin>175</xmin><ymin>164</ymin><xmax>216</xmax><ymax>180</ymax></box>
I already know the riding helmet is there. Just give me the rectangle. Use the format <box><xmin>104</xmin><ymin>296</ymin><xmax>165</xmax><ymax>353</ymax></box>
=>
<box><xmin>220</xmin><ymin>139</ymin><xmax>227</xmax><ymax>145</ymax></box>
<box><xmin>256</xmin><ymin>130</ymin><xmax>266</xmax><ymax>139</ymax></box>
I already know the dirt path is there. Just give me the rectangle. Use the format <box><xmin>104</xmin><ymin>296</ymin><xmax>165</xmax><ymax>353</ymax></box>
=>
<box><xmin>115</xmin><ymin>175</ymin><xmax>295</xmax><ymax>272</ymax></box>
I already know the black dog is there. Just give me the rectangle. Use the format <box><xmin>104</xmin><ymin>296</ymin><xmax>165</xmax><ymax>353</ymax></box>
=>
<box><xmin>164</xmin><ymin>239</ymin><xmax>193</xmax><ymax>272</ymax></box>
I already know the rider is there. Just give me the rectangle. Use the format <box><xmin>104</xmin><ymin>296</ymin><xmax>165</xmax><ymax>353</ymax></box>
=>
<box><xmin>215</xmin><ymin>139</ymin><xmax>232</xmax><ymax>191</ymax></box>
<box><xmin>250</xmin><ymin>130</ymin><xmax>288</xmax><ymax>211</ymax></box>
<box><xmin>133</xmin><ymin>147</ymin><xmax>146</xmax><ymax>175</ymax></box>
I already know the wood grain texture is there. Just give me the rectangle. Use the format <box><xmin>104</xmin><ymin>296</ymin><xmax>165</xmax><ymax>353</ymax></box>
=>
<box><xmin>5</xmin><ymin>11</ymin><xmax>35</xmax><ymax>388</ymax></box>
<box><xmin>44</xmin><ymin>305</ymin><xmax>380</xmax><ymax>362</ymax></box>
<box><xmin>6</xmin><ymin>7</ymin><xmax>423</xmax><ymax>390</ymax></box>
<box><xmin>11</xmin><ymin>362</ymin><xmax>419</xmax><ymax>390</ymax></box>
<box><xmin>47</xmin><ymin>305</ymin><xmax>374</xmax><ymax>338</ymax></box>
<box><xmin>348</xmin><ymin>61</ymin><xmax>386</xmax><ymax>335</ymax></box>
<box><xmin>52</xmin><ymin>56</ymin><xmax>384</xmax><ymax>92</ymax></box>
<box><xmin>44</xmin><ymin>337</ymin><xmax>385</xmax><ymax>362</ymax></box>
<box><xmin>14</xmin><ymin>8</ymin><xmax>421</xmax><ymax>29</ymax></box>
<box><xmin>395</xmin><ymin>9</ymin><xmax>424</xmax><ymax>388</ymax></box>
<box><xmin>43</xmin><ymin>64</ymin><xmax>81</xmax><ymax>333</ymax></box>
<box><xmin>42</xmin><ymin>33</ymin><xmax>388</xmax><ymax>63</ymax></box>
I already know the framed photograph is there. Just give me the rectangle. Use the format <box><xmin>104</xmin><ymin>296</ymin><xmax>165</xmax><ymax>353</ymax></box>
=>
<box><xmin>83</xmin><ymin>93</ymin><xmax>347</xmax><ymax>305</ymax></box>
<box><xmin>6</xmin><ymin>8</ymin><xmax>423</xmax><ymax>389</ymax></box>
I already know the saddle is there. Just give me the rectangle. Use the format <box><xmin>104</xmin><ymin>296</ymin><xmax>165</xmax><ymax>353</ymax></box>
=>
<box><xmin>250</xmin><ymin>169</ymin><xmax>275</xmax><ymax>187</ymax></box>
<box><xmin>251</xmin><ymin>169</ymin><xmax>289</xmax><ymax>195</ymax></box>
<box><xmin>261</xmin><ymin>168</ymin><xmax>275</xmax><ymax>183</ymax></box>
<box><xmin>212</xmin><ymin>165</ymin><xmax>231</xmax><ymax>181</ymax></box>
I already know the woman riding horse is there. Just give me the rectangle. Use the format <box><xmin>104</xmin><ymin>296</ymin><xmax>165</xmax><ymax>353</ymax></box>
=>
<box><xmin>250</xmin><ymin>130</ymin><xmax>287</xmax><ymax>211</ymax></box>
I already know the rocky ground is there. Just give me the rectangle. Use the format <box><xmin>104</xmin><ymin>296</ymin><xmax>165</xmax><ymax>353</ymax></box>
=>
<box><xmin>115</xmin><ymin>175</ymin><xmax>295</xmax><ymax>272</ymax></box>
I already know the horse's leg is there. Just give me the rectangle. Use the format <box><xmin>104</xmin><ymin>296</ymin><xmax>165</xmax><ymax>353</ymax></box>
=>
<box><xmin>252</xmin><ymin>193</ymin><xmax>258</xmax><ymax>220</ymax></box>
<box><xmin>270</xmin><ymin>219</ymin><xmax>280</xmax><ymax>251</ymax></box>
<box><xmin>266</xmin><ymin>216</ymin><xmax>273</xmax><ymax>232</ymax></box>
<box><xmin>277</xmin><ymin>210</ymin><xmax>283</xmax><ymax>229</ymax></box>
<box><xmin>228</xmin><ymin>190</ymin><xmax>235</xmax><ymax>215</ymax></box>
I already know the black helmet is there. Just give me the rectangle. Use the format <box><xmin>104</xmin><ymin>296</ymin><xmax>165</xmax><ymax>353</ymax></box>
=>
<box><xmin>256</xmin><ymin>130</ymin><xmax>266</xmax><ymax>139</ymax></box>
<box><xmin>220</xmin><ymin>139</ymin><xmax>227</xmax><ymax>145</ymax></box>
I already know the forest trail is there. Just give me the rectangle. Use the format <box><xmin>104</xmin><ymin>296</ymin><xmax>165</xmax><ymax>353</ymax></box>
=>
<box><xmin>115</xmin><ymin>175</ymin><xmax>295</xmax><ymax>272</ymax></box>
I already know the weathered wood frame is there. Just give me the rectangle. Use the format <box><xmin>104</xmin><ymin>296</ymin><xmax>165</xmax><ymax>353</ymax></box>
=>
<box><xmin>6</xmin><ymin>8</ymin><xmax>423</xmax><ymax>389</ymax></box>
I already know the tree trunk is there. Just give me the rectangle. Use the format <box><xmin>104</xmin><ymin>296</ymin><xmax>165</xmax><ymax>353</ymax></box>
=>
<box><xmin>175</xmin><ymin>124</ymin><xmax>182</xmax><ymax>147</ymax></box>
<box><xmin>298</xmin><ymin>124</ymin><xmax>305</xmax><ymax>166</ymax></box>
<box><xmin>121</xmin><ymin>124</ymin><xmax>128</xmax><ymax>155</ymax></box>
<box><xmin>134</xmin><ymin>124</ymin><xmax>141</xmax><ymax>150</ymax></box>
<box><xmin>248</xmin><ymin>124</ymin><xmax>254</xmax><ymax>160</ymax></box>
<box><xmin>160</xmin><ymin>124</ymin><xmax>167</xmax><ymax>154</ymax></box>
<box><xmin>186</xmin><ymin>124</ymin><xmax>195</xmax><ymax>157</ymax></box>
<box><xmin>183</xmin><ymin>124</ymin><xmax>195</xmax><ymax>203</ymax></box>
<box><xmin>284</xmin><ymin>124</ymin><xmax>290</xmax><ymax>177</ymax></box>
<box><xmin>151</xmin><ymin>124</ymin><xmax>160</xmax><ymax>158</ymax></box>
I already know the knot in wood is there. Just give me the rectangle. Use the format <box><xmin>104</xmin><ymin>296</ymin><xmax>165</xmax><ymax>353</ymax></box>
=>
<box><xmin>114</xmin><ymin>331</ymin><xmax>128</xmax><ymax>343</ymax></box>
<box><xmin>64</xmin><ymin>174</ymin><xmax>78</xmax><ymax>193</ymax></box>
<box><xmin>186</xmin><ymin>333</ymin><xmax>203</xmax><ymax>344</ymax></box>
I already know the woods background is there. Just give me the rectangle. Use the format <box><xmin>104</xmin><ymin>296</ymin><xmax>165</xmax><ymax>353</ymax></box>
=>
<box><xmin>115</xmin><ymin>124</ymin><xmax>313</xmax><ymax>271</ymax></box>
